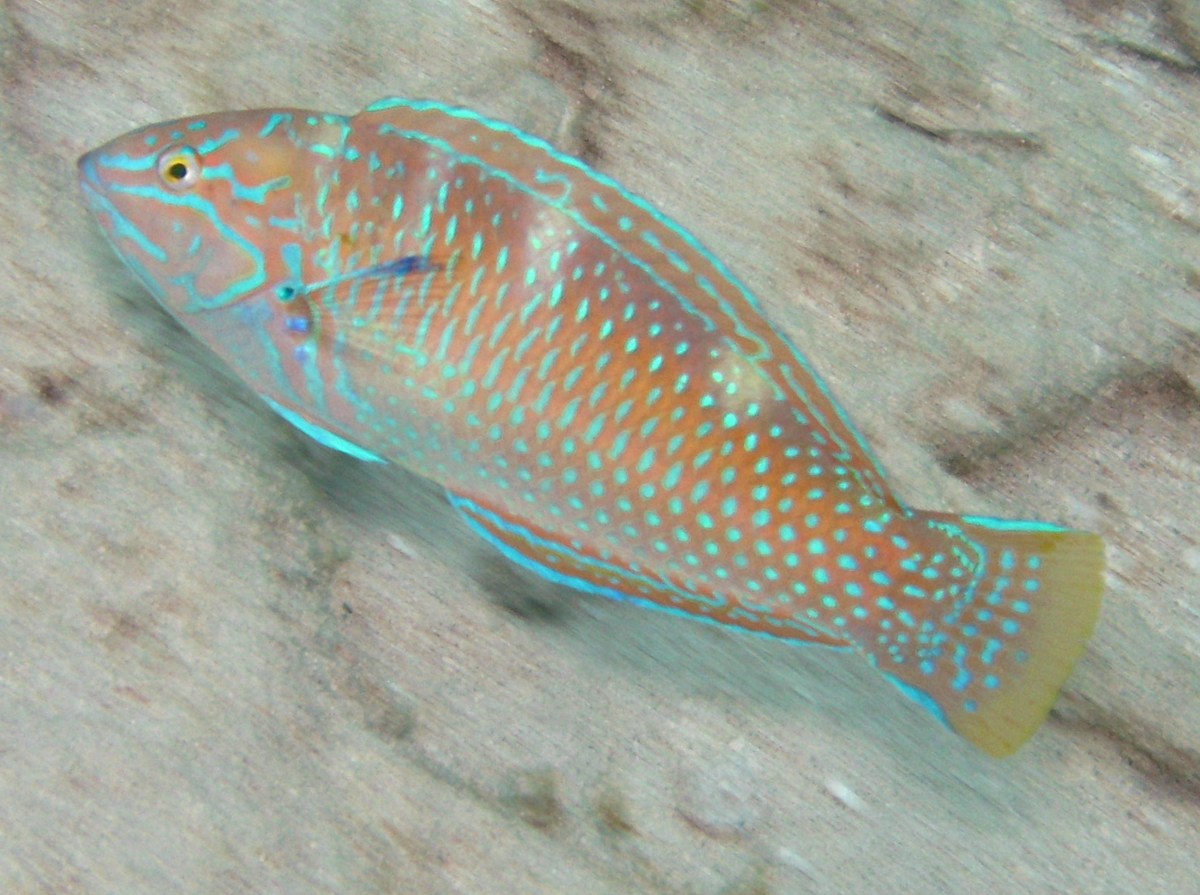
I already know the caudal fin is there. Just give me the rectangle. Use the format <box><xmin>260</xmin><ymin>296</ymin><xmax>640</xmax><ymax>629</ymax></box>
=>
<box><xmin>881</xmin><ymin>513</ymin><xmax>1104</xmax><ymax>757</ymax></box>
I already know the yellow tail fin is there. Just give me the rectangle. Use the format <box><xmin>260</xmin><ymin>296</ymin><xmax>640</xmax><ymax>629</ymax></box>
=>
<box><xmin>880</xmin><ymin>513</ymin><xmax>1104</xmax><ymax>757</ymax></box>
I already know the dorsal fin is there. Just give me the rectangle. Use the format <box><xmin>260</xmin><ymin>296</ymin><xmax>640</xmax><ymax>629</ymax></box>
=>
<box><xmin>355</xmin><ymin>98</ymin><xmax>897</xmax><ymax>504</ymax></box>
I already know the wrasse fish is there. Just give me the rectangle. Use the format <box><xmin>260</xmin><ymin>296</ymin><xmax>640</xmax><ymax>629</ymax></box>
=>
<box><xmin>78</xmin><ymin>98</ymin><xmax>1104</xmax><ymax>756</ymax></box>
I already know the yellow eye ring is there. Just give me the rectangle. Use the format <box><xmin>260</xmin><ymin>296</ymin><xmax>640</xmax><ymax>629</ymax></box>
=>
<box><xmin>156</xmin><ymin>145</ymin><xmax>200</xmax><ymax>190</ymax></box>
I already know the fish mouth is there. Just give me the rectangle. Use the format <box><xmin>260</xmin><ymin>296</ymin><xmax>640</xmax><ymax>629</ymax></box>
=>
<box><xmin>77</xmin><ymin>150</ymin><xmax>98</xmax><ymax>185</ymax></box>
<box><xmin>77</xmin><ymin>150</ymin><xmax>108</xmax><ymax>207</ymax></box>
<box><xmin>76</xmin><ymin>150</ymin><xmax>129</xmax><ymax>247</ymax></box>
<box><xmin>75</xmin><ymin>149</ymin><xmax>171</xmax><ymax>277</ymax></box>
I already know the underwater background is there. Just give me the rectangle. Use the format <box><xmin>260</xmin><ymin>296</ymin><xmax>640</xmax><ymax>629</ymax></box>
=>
<box><xmin>2</xmin><ymin>1</ymin><xmax>1198</xmax><ymax>892</ymax></box>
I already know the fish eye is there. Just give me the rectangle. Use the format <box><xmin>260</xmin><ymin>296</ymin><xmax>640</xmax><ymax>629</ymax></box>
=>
<box><xmin>156</xmin><ymin>145</ymin><xmax>200</xmax><ymax>190</ymax></box>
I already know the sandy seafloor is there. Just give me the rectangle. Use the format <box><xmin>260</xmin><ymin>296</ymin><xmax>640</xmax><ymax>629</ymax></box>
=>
<box><xmin>3</xmin><ymin>1</ymin><xmax>1200</xmax><ymax>892</ymax></box>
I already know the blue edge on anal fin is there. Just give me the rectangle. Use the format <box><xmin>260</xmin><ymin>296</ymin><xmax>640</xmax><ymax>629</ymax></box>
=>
<box><xmin>447</xmin><ymin>492</ymin><xmax>853</xmax><ymax>651</ymax></box>
<box><xmin>447</xmin><ymin>491</ymin><xmax>647</xmax><ymax>604</ymax></box>
<box><xmin>251</xmin><ymin>395</ymin><xmax>944</xmax><ymax>719</ymax></box>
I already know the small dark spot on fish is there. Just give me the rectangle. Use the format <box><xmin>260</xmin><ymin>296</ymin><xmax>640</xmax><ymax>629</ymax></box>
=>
<box><xmin>377</xmin><ymin>255</ymin><xmax>440</xmax><ymax>277</ymax></box>
<box><xmin>301</xmin><ymin>255</ymin><xmax>441</xmax><ymax>294</ymax></box>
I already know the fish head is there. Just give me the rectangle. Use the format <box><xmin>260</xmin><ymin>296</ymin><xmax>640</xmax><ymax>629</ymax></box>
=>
<box><xmin>77</xmin><ymin>109</ymin><xmax>347</xmax><ymax>323</ymax></box>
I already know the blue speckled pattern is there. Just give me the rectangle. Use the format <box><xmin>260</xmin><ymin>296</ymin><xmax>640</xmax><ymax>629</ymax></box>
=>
<box><xmin>78</xmin><ymin>98</ymin><xmax>1104</xmax><ymax>756</ymax></box>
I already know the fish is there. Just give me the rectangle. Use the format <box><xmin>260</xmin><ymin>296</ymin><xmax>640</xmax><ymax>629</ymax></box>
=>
<box><xmin>78</xmin><ymin>97</ymin><xmax>1104</xmax><ymax>757</ymax></box>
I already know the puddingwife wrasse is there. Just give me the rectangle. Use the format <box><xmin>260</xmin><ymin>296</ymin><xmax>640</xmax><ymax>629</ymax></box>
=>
<box><xmin>78</xmin><ymin>98</ymin><xmax>1104</xmax><ymax>756</ymax></box>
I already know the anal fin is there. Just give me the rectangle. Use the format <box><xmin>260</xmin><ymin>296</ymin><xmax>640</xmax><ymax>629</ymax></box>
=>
<box><xmin>447</xmin><ymin>491</ymin><xmax>847</xmax><ymax>647</ymax></box>
<box><xmin>448</xmin><ymin>491</ymin><xmax>686</xmax><ymax>607</ymax></box>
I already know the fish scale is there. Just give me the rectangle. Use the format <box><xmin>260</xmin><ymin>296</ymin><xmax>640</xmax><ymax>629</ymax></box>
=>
<box><xmin>79</xmin><ymin>97</ymin><xmax>1104</xmax><ymax>756</ymax></box>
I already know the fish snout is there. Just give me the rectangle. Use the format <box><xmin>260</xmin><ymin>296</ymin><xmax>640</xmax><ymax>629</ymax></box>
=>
<box><xmin>77</xmin><ymin>148</ymin><xmax>95</xmax><ymax>178</ymax></box>
<box><xmin>77</xmin><ymin>149</ymin><xmax>106</xmax><ymax>198</ymax></box>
